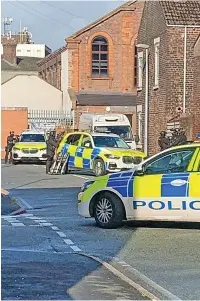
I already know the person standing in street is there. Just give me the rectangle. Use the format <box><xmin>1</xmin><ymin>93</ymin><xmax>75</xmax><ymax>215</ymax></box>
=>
<box><xmin>5</xmin><ymin>131</ymin><xmax>15</xmax><ymax>164</ymax></box>
<box><xmin>46</xmin><ymin>131</ymin><xmax>58</xmax><ymax>174</ymax></box>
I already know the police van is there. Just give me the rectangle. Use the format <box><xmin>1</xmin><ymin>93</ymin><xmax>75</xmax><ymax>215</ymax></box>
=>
<box><xmin>78</xmin><ymin>143</ymin><xmax>200</xmax><ymax>228</ymax></box>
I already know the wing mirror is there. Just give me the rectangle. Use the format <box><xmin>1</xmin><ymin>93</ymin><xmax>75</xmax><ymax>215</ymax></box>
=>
<box><xmin>84</xmin><ymin>142</ymin><xmax>91</xmax><ymax>148</ymax></box>
<box><xmin>135</xmin><ymin>165</ymin><xmax>145</xmax><ymax>176</ymax></box>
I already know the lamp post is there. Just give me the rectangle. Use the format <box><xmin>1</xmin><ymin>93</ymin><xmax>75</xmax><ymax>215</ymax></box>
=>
<box><xmin>136</xmin><ymin>43</ymin><xmax>149</xmax><ymax>155</ymax></box>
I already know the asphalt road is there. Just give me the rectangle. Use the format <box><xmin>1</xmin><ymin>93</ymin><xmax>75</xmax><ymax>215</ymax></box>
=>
<box><xmin>2</xmin><ymin>163</ymin><xmax>200</xmax><ymax>300</ymax></box>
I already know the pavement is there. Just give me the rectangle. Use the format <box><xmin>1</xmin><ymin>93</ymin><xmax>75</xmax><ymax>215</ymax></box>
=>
<box><xmin>1</xmin><ymin>162</ymin><xmax>200</xmax><ymax>300</ymax></box>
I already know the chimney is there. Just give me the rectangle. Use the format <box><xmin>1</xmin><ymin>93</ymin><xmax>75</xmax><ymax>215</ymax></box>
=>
<box><xmin>1</xmin><ymin>36</ymin><xmax>17</xmax><ymax>64</ymax></box>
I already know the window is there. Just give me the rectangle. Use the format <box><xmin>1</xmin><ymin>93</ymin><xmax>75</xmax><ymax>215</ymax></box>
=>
<box><xmin>81</xmin><ymin>135</ymin><xmax>92</xmax><ymax>148</ymax></box>
<box><xmin>137</xmin><ymin>51</ymin><xmax>143</xmax><ymax>89</ymax></box>
<box><xmin>154</xmin><ymin>37</ymin><xmax>160</xmax><ymax>87</ymax></box>
<box><xmin>92</xmin><ymin>36</ymin><xmax>108</xmax><ymax>77</ymax></box>
<box><xmin>20</xmin><ymin>134</ymin><xmax>45</xmax><ymax>143</ymax></box>
<box><xmin>93</xmin><ymin>136</ymin><xmax>129</xmax><ymax>149</ymax></box>
<box><xmin>144</xmin><ymin>149</ymin><xmax>194</xmax><ymax>175</ymax></box>
<box><xmin>71</xmin><ymin>134</ymin><xmax>81</xmax><ymax>146</ymax></box>
<box><xmin>65</xmin><ymin>135</ymin><xmax>74</xmax><ymax>144</ymax></box>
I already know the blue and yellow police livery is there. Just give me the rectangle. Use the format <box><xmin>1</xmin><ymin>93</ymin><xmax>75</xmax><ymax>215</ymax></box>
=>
<box><xmin>78</xmin><ymin>143</ymin><xmax>200</xmax><ymax>228</ymax></box>
<box><xmin>57</xmin><ymin>132</ymin><xmax>146</xmax><ymax>176</ymax></box>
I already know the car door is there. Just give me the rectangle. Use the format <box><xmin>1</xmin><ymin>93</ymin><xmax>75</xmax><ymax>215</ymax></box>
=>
<box><xmin>187</xmin><ymin>147</ymin><xmax>200</xmax><ymax>221</ymax></box>
<box><xmin>67</xmin><ymin>134</ymin><xmax>82</xmax><ymax>168</ymax></box>
<box><xmin>76</xmin><ymin>134</ymin><xmax>93</xmax><ymax>169</ymax></box>
<box><xmin>132</xmin><ymin>147</ymin><xmax>196</xmax><ymax>221</ymax></box>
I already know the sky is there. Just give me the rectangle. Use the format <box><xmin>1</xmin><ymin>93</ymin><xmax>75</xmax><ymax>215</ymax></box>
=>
<box><xmin>1</xmin><ymin>1</ymin><xmax>124</xmax><ymax>51</ymax></box>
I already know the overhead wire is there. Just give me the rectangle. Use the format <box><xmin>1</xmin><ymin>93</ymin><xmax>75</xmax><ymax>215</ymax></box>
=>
<box><xmin>41</xmin><ymin>1</ymin><xmax>84</xmax><ymax>20</ymax></box>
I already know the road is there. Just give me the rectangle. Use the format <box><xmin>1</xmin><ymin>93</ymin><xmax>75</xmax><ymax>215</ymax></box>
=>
<box><xmin>2</xmin><ymin>163</ymin><xmax>200</xmax><ymax>300</ymax></box>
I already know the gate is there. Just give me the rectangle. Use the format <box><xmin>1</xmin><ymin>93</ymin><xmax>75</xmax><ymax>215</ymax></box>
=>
<box><xmin>28</xmin><ymin>110</ymin><xmax>74</xmax><ymax>130</ymax></box>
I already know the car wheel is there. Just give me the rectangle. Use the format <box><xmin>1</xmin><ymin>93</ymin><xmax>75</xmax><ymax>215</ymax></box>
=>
<box><xmin>94</xmin><ymin>192</ymin><xmax>124</xmax><ymax>229</ymax></box>
<box><xmin>93</xmin><ymin>158</ymin><xmax>106</xmax><ymax>177</ymax></box>
<box><xmin>12</xmin><ymin>159</ymin><xmax>18</xmax><ymax>165</ymax></box>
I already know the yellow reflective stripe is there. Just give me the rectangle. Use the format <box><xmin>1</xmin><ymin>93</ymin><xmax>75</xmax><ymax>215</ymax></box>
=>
<box><xmin>74</xmin><ymin>157</ymin><xmax>83</xmax><ymax>168</ymax></box>
<box><xmin>193</xmin><ymin>149</ymin><xmax>200</xmax><ymax>171</ymax></box>
<box><xmin>187</xmin><ymin>148</ymin><xmax>199</xmax><ymax>171</ymax></box>
<box><xmin>134</xmin><ymin>175</ymin><xmax>162</xmax><ymax>198</ymax></box>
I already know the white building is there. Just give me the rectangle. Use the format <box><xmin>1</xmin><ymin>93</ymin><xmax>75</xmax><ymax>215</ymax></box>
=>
<box><xmin>16</xmin><ymin>44</ymin><xmax>51</xmax><ymax>58</ymax></box>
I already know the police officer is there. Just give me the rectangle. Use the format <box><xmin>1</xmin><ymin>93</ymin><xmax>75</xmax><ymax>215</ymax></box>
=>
<box><xmin>46</xmin><ymin>130</ymin><xmax>58</xmax><ymax>174</ymax></box>
<box><xmin>158</xmin><ymin>131</ymin><xmax>170</xmax><ymax>151</ymax></box>
<box><xmin>5</xmin><ymin>131</ymin><xmax>15</xmax><ymax>164</ymax></box>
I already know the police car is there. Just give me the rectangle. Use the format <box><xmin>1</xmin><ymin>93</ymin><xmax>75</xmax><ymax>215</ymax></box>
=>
<box><xmin>57</xmin><ymin>131</ymin><xmax>146</xmax><ymax>176</ymax></box>
<box><xmin>12</xmin><ymin>130</ymin><xmax>47</xmax><ymax>164</ymax></box>
<box><xmin>78</xmin><ymin>143</ymin><xmax>200</xmax><ymax>228</ymax></box>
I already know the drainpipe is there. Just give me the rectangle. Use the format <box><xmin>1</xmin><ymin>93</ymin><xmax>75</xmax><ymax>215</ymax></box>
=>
<box><xmin>183</xmin><ymin>26</ymin><xmax>187</xmax><ymax>114</ymax></box>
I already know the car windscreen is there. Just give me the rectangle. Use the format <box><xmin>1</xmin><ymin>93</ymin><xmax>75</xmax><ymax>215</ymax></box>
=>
<box><xmin>93</xmin><ymin>136</ymin><xmax>130</xmax><ymax>149</ymax></box>
<box><xmin>94</xmin><ymin>126</ymin><xmax>133</xmax><ymax>141</ymax></box>
<box><xmin>20</xmin><ymin>134</ymin><xmax>45</xmax><ymax>142</ymax></box>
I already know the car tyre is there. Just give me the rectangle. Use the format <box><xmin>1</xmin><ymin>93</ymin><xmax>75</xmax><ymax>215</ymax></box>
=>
<box><xmin>93</xmin><ymin>158</ymin><xmax>106</xmax><ymax>177</ymax></box>
<box><xmin>94</xmin><ymin>192</ymin><xmax>124</xmax><ymax>229</ymax></box>
<box><xmin>12</xmin><ymin>159</ymin><xmax>18</xmax><ymax>165</ymax></box>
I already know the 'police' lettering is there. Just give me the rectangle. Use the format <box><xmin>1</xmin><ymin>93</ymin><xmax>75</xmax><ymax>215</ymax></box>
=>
<box><xmin>189</xmin><ymin>201</ymin><xmax>200</xmax><ymax>210</ymax></box>
<box><xmin>168</xmin><ymin>201</ymin><xmax>181</xmax><ymax>210</ymax></box>
<box><xmin>133</xmin><ymin>201</ymin><xmax>146</xmax><ymax>209</ymax></box>
<box><xmin>149</xmin><ymin>201</ymin><xmax>165</xmax><ymax>210</ymax></box>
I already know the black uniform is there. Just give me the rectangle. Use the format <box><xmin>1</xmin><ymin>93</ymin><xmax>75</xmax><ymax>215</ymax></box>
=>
<box><xmin>46</xmin><ymin>132</ymin><xmax>58</xmax><ymax>174</ymax></box>
<box><xmin>5</xmin><ymin>132</ymin><xmax>15</xmax><ymax>164</ymax></box>
<box><xmin>158</xmin><ymin>131</ymin><xmax>170</xmax><ymax>151</ymax></box>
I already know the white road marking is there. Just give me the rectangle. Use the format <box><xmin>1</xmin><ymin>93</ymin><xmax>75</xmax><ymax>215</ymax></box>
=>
<box><xmin>56</xmin><ymin>231</ymin><xmax>66</xmax><ymax>238</ymax></box>
<box><xmin>34</xmin><ymin>220</ymin><xmax>47</xmax><ymax>223</ymax></box>
<box><xmin>40</xmin><ymin>223</ymin><xmax>53</xmax><ymax>226</ymax></box>
<box><xmin>63</xmin><ymin>239</ymin><xmax>74</xmax><ymax>245</ymax></box>
<box><xmin>20</xmin><ymin>214</ymin><xmax>34</xmax><ymax>217</ymax></box>
<box><xmin>72</xmin><ymin>174</ymin><xmax>89</xmax><ymax>180</ymax></box>
<box><xmin>11</xmin><ymin>223</ymin><xmax>25</xmax><ymax>226</ymax></box>
<box><xmin>26</xmin><ymin>216</ymin><xmax>43</xmax><ymax>220</ymax></box>
<box><xmin>15</xmin><ymin>197</ymin><xmax>33</xmax><ymax>209</ymax></box>
<box><xmin>118</xmin><ymin>261</ymin><xmax>128</xmax><ymax>265</ymax></box>
<box><xmin>70</xmin><ymin>245</ymin><xmax>82</xmax><ymax>252</ymax></box>
<box><xmin>51</xmin><ymin>226</ymin><xmax>60</xmax><ymax>231</ymax></box>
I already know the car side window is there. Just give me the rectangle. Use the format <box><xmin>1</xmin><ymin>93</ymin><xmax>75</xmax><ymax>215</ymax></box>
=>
<box><xmin>65</xmin><ymin>135</ymin><xmax>74</xmax><ymax>145</ymax></box>
<box><xmin>71</xmin><ymin>134</ymin><xmax>82</xmax><ymax>146</ymax></box>
<box><xmin>81</xmin><ymin>135</ymin><xmax>92</xmax><ymax>148</ymax></box>
<box><xmin>144</xmin><ymin>149</ymin><xmax>194</xmax><ymax>175</ymax></box>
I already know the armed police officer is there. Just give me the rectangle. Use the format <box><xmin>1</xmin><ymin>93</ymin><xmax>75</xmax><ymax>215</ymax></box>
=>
<box><xmin>158</xmin><ymin>131</ymin><xmax>170</xmax><ymax>151</ymax></box>
<box><xmin>46</xmin><ymin>131</ymin><xmax>58</xmax><ymax>174</ymax></box>
<box><xmin>5</xmin><ymin>131</ymin><xmax>15</xmax><ymax>164</ymax></box>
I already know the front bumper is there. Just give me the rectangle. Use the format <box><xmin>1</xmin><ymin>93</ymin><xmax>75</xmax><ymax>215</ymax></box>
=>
<box><xmin>12</xmin><ymin>150</ymin><xmax>47</xmax><ymax>162</ymax></box>
<box><xmin>105</xmin><ymin>158</ymin><xmax>138</xmax><ymax>173</ymax></box>
<box><xmin>78</xmin><ymin>192</ymin><xmax>91</xmax><ymax>218</ymax></box>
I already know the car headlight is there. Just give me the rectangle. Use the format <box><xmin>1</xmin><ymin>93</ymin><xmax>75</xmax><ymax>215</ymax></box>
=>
<box><xmin>13</xmin><ymin>147</ymin><xmax>20</xmax><ymax>151</ymax></box>
<box><xmin>80</xmin><ymin>181</ymin><xmax>94</xmax><ymax>192</ymax></box>
<box><xmin>104</xmin><ymin>154</ymin><xmax>120</xmax><ymax>159</ymax></box>
<box><xmin>40</xmin><ymin>148</ymin><xmax>46</xmax><ymax>151</ymax></box>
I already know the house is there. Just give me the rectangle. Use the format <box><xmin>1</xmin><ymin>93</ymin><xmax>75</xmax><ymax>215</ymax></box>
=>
<box><xmin>38</xmin><ymin>0</ymin><xmax>144</xmax><ymax>134</ymax></box>
<box><xmin>137</xmin><ymin>0</ymin><xmax>200</xmax><ymax>155</ymax></box>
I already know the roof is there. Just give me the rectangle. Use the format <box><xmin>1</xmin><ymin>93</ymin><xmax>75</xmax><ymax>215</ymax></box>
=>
<box><xmin>160</xmin><ymin>1</ymin><xmax>200</xmax><ymax>26</ymax></box>
<box><xmin>1</xmin><ymin>56</ymin><xmax>39</xmax><ymax>71</ymax></box>
<box><xmin>37</xmin><ymin>45</ymin><xmax>67</xmax><ymax>66</ymax></box>
<box><xmin>75</xmin><ymin>92</ymin><xmax>137</xmax><ymax>107</ymax></box>
<box><xmin>66</xmin><ymin>0</ymin><xmax>137</xmax><ymax>40</ymax></box>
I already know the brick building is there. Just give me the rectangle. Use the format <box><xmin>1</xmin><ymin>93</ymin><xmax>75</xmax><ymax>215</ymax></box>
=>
<box><xmin>137</xmin><ymin>0</ymin><xmax>200</xmax><ymax>155</ymax></box>
<box><xmin>38</xmin><ymin>0</ymin><xmax>144</xmax><ymax>133</ymax></box>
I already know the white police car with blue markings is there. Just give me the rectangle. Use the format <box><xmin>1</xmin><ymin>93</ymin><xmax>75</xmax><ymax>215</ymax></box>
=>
<box><xmin>78</xmin><ymin>143</ymin><xmax>200</xmax><ymax>228</ymax></box>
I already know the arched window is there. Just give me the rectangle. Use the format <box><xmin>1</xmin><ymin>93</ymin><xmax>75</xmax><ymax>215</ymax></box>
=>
<box><xmin>92</xmin><ymin>36</ymin><xmax>108</xmax><ymax>77</ymax></box>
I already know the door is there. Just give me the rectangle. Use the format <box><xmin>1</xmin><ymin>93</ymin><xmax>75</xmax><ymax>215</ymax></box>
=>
<box><xmin>67</xmin><ymin>134</ymin><xmax>82</xmax><ymax>168</ymax></box>
<box><xmin>76</xmin><ymin>134</ymin><xmax>93</xmax><ymax>169</ymax></box>
<box><xmin>132</xmin><ymin>147</ymin><xmax>196</xmax><ymax>221</ymax></box>
<box><xmin>187</xmin><ymin>148</ymin><xmax>200</xmax><ymax>221</ymax></box>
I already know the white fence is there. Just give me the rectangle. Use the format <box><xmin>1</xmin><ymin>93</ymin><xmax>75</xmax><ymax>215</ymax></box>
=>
<box><xmin>28</xmin><ymin>110</ymin><xmax>74</xmax><ymax>130</ymax></box>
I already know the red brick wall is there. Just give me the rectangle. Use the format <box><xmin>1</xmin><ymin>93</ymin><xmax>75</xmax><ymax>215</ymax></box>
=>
<box><xmin>193</xmin><ymin>53</ymin><xmax>200</xmax><ymax>138</ymax></box>
<box><xmin>137</xmin><ymin>1</ymin><xmax>200</xmax><ymax>155</ymax></box>
<box><xmin>67</xmin><ymin>2</ymin><xmax>144</xmax><ymax>94</ymax></box>
<box><xmin>1</xmin><ymin>108</ymin><xmax>28</xmax><ymax>158</ymax></box>
<box><xmin>1</xmin><ymin>37</ymin><xmax>17</xmax><ymax>64</ymax></box>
